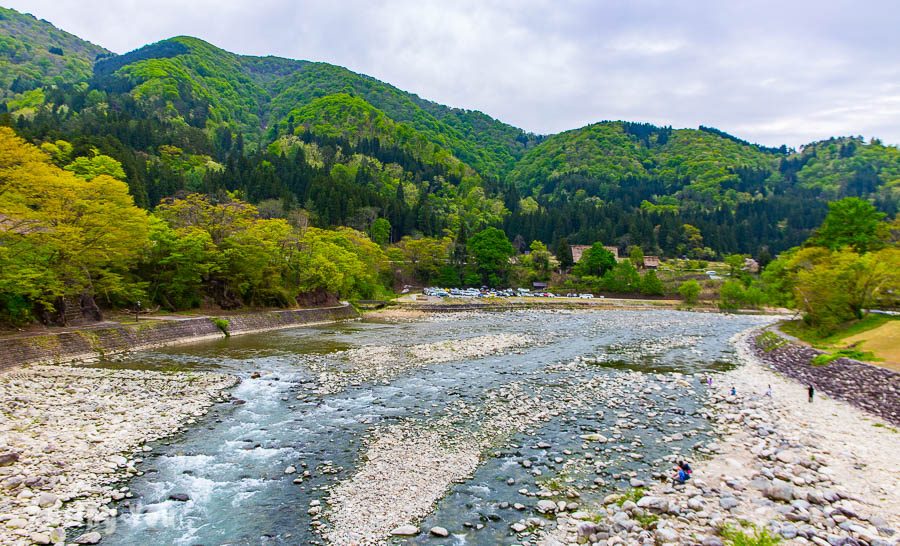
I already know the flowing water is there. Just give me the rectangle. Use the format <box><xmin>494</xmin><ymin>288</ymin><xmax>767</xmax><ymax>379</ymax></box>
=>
<box><xmin>93</xmin><ymin>309</ymin><xmax>769</xmax><ymax>545</ymax></box>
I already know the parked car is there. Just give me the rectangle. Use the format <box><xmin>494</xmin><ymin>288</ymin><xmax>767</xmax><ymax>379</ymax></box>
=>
<box><xmin>579</xmin><ymin>293</ymin><xmax>594</xmax><ymax>299</ymax></box>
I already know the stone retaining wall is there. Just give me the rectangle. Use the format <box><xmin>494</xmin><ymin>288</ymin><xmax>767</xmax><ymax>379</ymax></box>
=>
<box><xmin>749</xmin><ymin>329</ymin><xmax>900</xmax><ymax>425</ymax></box>
<box><xmin>0</xmin><ymin>305</ymin><xmax>359</xmax><ymax>371</ymax></box>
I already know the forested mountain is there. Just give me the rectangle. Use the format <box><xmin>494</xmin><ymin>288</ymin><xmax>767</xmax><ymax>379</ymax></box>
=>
<box><xmin>0</xmin><ymin>7</ymin><xmax>109</xmax><ymax>101</ymax></box>
<box><xmin>1</xmin><ymin>6</ymin><xmax>897</xmax><ymax>261</ymax></box>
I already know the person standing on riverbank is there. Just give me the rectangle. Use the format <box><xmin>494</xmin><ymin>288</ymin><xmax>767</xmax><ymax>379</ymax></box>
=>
<box><xmin>730</xmin><ymin>386</ymin><xmax>736</xmax><ymax>396</ymax></box>
<box><xmin>765</xmin><ymin>384</ymin><xmax>772</xmax><ymax>397</ymax></box>
<box><xmin>808</xmin><ymin>384</ymin><xmax>815</xmax><ymax>403</ymax></box>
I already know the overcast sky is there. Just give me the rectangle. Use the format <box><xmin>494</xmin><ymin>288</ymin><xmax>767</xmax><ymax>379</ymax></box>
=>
<box><xmin>6</xmin><ymin>0</ymin><xmax>900</xmax><ymax>147</ymax></box>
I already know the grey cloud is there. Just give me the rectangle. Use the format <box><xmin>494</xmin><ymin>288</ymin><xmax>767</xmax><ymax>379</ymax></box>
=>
<box><xmin>4</xmin><ymin>0</ymin><xmax>899</xmax><ymax>147</ymax></box>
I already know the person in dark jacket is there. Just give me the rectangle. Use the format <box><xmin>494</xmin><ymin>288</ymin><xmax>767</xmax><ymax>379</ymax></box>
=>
<box><xmin>808</xmin><ymin>384</ymin><xmax>815</xmax><ymax>403</ymax></box>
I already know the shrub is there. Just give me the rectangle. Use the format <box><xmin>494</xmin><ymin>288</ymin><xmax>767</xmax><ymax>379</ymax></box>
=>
<box><xmin>720</xmin><ymin>523</ymin><xmax>781</xmax><ymax>546</ymax></box>
<box><xmin>755</xmin><ymin>331</ymin><xmax>787</xmax><ymax>352</ymax></box>
<box><xmin>678</xmin><ymin>280</ymin><xmax>701</xmax><ymax>304</ymax></box>
<box><xmin>212</xmin><ymin>317</ymin><xmax>230</xmax><ymax>337</ymax></box>
<box><xmin>811</xmin><ymin>348</ymin><xmax>875</xmax><ymax>366</ymax></box>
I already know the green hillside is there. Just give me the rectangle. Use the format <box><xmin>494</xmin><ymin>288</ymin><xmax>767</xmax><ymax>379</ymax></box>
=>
<box><xmin>88</xmin><ymin>36</ymin><xmax>529</xmax><ymax>178</ymax></box>
<box><xmin>0</xmin><ymin>4</ymin><xmax>897</xmax><ymax>261</ymax></box>
<box><xmin>0</xmin><ymin>6</ymin><xmax>108</xmax><ymax>104</ymax></box>
<box><xmin>510</xmin><ymin>122</ymin><xmax>782</xmax><ymax>210</ymax></box>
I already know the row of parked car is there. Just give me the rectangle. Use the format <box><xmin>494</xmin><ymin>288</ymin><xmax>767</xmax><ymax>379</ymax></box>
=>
<box><xmin>422</xmin><ymin>287</ymin><xmax>596</xmax><ymax>299</ymax></box>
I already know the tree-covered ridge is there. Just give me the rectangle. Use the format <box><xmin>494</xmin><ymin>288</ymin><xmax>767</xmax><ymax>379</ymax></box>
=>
<box><xmin>97</xmin><ymin>37</ymin><xmax>269</xmax><ymax>138</ymax></box>
<box><xmin>509</xmin><ymin>121</ymin><xmax>899</xmax><ymax>214</ymax></box>
<box><xmin>284</xmin><ymin>93</ymin><xmax>469</xmax><ymax>178</ymax></box>
<box><xmin>88</xmin><ymin>36</ymin><xmax>530</xmax><ymax>177</ymax></box>
<box><xmin>0</xmin><ymin>6</ymin><xmax>109</xmax><ymax>102</ymax></box>
<box><xmin>789</xmin><ymin>136</ymin><xmax>900</xmax><ymax>202</ymax></box>
<box><xmin>510</xmin><ymin>121</ymin><xmax>777</xmax><ymax>209</ymax></box>
<box><xmin>261</xmin><ymin>60</ymin><xmax>533</xmax><ymax>178</ymax></box>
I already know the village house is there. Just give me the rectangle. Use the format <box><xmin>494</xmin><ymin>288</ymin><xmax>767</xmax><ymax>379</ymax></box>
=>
<box><xmin>643</xmin><ymin>255</ymin><xmax>660</xmax><ymax>269</ymax></box>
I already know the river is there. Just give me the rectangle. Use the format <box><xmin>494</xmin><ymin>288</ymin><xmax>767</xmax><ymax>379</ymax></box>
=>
<box><xmin>90</xmin><ymin>309</ymin><xmax>769</xmax><ymax>545</ymax></box>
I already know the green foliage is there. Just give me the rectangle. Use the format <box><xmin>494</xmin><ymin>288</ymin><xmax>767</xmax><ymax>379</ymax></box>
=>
<box><xmin>629</xmin><ymin>246</ymin><xmax>644</xmax><ymax>268</ymax></box>
<box><xmin>65</xmin><ymin>152</ymin><xmax>127</xmax><ymax>180</ymax></box>
<box><xmin>211</xmin><ymin>317</ymin><xmax>230</xmax><ymax>336</ymax></box>
<box><xmin>573</xmin><ymin>243</ymin><xmax>617</xmax><ymax>277</ymax></box>
<box><xmin>520</xmin><ymin>240</ymin><xmax>552</xmax><ymax>281</ymax></box>
<box><xmin>467</xmin><ymin>227</ymin><xmax>514</xmax><ymax>286</ymax></box>
<box><xmin>640</xmin><ymin>270</ymin><xmax>664</xmax><ymax>296</ymax></box>
<box><xmin>719</xmin><ymin>279</ymin><xmax>765</xmax><ymax>310</ymax></box>
<box><xmin>616</xmin><ymin>487</ymin><xmax>645</xmax><ymax>506</ymax></box>
<box><xmin>601</xmin><ymin>260</ymin><xmax>641</xmax><ymax>292</ymax></box>
<box><xmin>811</xmin><ymin>197</ymin><xmax>888</xmax><ymax>253</ymax></box>
<box><xmin>0</xmin><ymin>127</ymin><xmax>149</xmax><ymax>315</ymax></box>
<box><xmin>0</xmin><ymin>7</ymin><xmax>108</xmax><ymax>101</ymax></box>
<box><xmin>678</xmin><ymin>280</ymin><xmax>702</xmax><ymax>305</ymax></box>
<box><xmin>368</xmin><ymin>217</ymin><xmax>391</xmax><ymax>246</ymax></box>
<box><xmin>720</xmin><ymin>523</ymin><xmax>781</xmax><ymax>546</ymax></box>
<box><xmin>755</xmin><ymin>331</ymin><xmax>788</xmax><ymax>352</ymax></box>
<box><xmin>779</xmin><ymin>314</ymin><xmax>895</xmax><ymax>347</ymax></box>
<box><xmin>633</xmin><ymin>513</ymin><xmax>659</xmax><ymax>529</ymax></box>
<box><xmin>811</xmin><ymin>348</ymin><xmax>877</xmax><ymax>366</ymax></box>
<box><xmin>510</xmin><ymin>122</ymin><xmax>777</xmax><ymax>211</ymax></box>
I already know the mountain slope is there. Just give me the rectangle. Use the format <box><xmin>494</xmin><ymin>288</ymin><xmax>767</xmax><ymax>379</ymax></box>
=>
<box><xmin>90</xmin><ymin>36</ymin><xmax>530</xmax><ymax>178</ymax></box>
<box><xmin>510</xmin><ymin>122</ymin><xmax>781</xmax><ymax>210</ymax></box>
<box><xmin>0</xmin><ymin>6</ymin><xmax>109</xmax><ymax>102</ymax></box>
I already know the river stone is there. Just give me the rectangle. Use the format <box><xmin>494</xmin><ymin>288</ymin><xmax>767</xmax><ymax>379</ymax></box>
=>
<box><xmin>636</xmin><ymin>496</ymin><xmax>669</xmax><ymax>514</ymax></box>
<box><xmin>0</xmin><ymin>452</ymin><xmax>19</xmax><ymax>467</ymax></box>
<box><xmin>37</xmin><ymin>492</ymin><xmax>57</xmax><ymax>508</ymax></box>
<box><xmin>168</xmin><ymin>493</ymin><xmax>190</xmax><ymax>502</ymax></box>
<box><xmin>390</xmin><ymin>525</ymin><xmax>418</xmax><ymax>536</ymax></box>
<box><xmin>511</xmin><ymin>522</ymin><xmax>527</xmax><ymax>533</ymax></box>
<box><xmin>781</xmin><ymin>523</ymin><xmax>799</xmax><ymax>539</ymax></box>
<box><xmin>765</xmin><ymin>480</ymin><xmax>795</xmax><ymax>502</ymax></box>
<box><xmin>537</xmin><ymin>499</ymin><xmax>558</xmax><ymax>513</ymax></box>
<box><xmin>75</xmin><ymin>531</ymin><xmax>102</xmax><ymax>544</ymax></box>
<box><xmin>719</xmin><ymin>496</ymin><xmax>740</xmax><ymax>510</ymax></box>
<box><xmin>430</xmin><ymin>526</ymin><xmax>449</xmax><ymax>537</ymax></box>
<box><xmin>656</xmin><ymin>527</ymin><xmax>680</xmax><ymax>543</ymax></box>
<box><xmin>30</xmin><ymin>532</ymin><xmax>51</xmax><ymax>545</ymax></box>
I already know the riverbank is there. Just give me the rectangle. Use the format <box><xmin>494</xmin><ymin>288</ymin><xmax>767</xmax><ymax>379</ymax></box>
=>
<box><xmin>541</xmin><ymin>330</ymin><xmax>900</xmax><ymax>546</ymax></box>
<box><xmin>0</xmin><ymin>305</ymin><xmax>359</xmax><ymax>371</ymax></box>
<box><xmin>0</xmin><ymin>366</ymin><xmax>238</xmax><ymax>545</ymax></box>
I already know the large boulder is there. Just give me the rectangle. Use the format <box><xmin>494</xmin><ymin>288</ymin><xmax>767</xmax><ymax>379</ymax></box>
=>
<box><xmin>636</xmin><ymin>496</ymin><xmax>670</xmax><ymax>514</ymax></box>
<box><xmin>390</xmin><ymin>525</ymin><xmax>419</xmax><ymax>536</ymax></box>
<box><xmin>764</xmin><ymin>480</ymin><xmax>795</xmax><ymax>502</ymax></box>
<box><xmin>0</xmin><ymin>452</ymin><xmax>19</xmax><ymax>467</ymax></box>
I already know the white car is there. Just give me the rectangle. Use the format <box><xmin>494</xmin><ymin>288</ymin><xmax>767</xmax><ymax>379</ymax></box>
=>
<box><xmin>579</xmin><ymin>293</ymin><xmax>594</xmax><ymax>299</ymax></box>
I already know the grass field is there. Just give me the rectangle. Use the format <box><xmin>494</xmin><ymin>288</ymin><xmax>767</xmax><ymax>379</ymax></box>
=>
<box><xmin>780</xmin><ymin>314</ymin><xmax>900</xmax><ymax>371</ymax></box>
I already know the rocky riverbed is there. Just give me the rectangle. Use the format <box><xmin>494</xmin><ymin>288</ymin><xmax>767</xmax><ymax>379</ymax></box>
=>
<box><xmin>0</xmin><ymin>366</ymin><xmax>236</xmax><ymax>545</ymax></box>
<box><xmin>6</xmin><ymin>309</ymin><xmax>786</xmax><ymax>545</ymax></box>
<box><xmin>539</xmin><ymin>330</ymin><xmax>900</xmax><ymax>546</ymax></box>
<box><xmin>305</xmin><ymin>332</ymin><xmax>536</xmax><ymax>394</ymax></box>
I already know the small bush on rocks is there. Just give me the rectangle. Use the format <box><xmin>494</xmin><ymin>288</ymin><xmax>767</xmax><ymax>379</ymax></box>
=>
<box><xmin>212</xmin><ymin>317</ymin><xmax>230</xmax><ymax>337</ymax></box>
<box><xmin>720</xmin><ymin>523</ymin><xmax>781</xmax><ymax>546</ymax></box>
<box><xmin>616</xmin><ymin>487</ymin><xmax>645</xmax><ymax>506</ymax></box>
<box><xmin>755</xmin><ymin>331</ymin><xmax>787</xmax><ymax>352</ymax></box>
<box><xmin>811</xmin><ymin>347</ymin><xmax>875</xmax><ymax>366</ymax></box>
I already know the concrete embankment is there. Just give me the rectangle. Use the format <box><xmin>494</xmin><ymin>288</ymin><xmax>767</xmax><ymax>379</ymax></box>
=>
<box><xmin>0</xmin><ymin>305</ymin><xmax>359</xmax><ymax>371</ymax></box>
<box><xmin>749</xmin><ymin>327</ymin><xmax>900</xmax><ymax>425</ymax></box>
